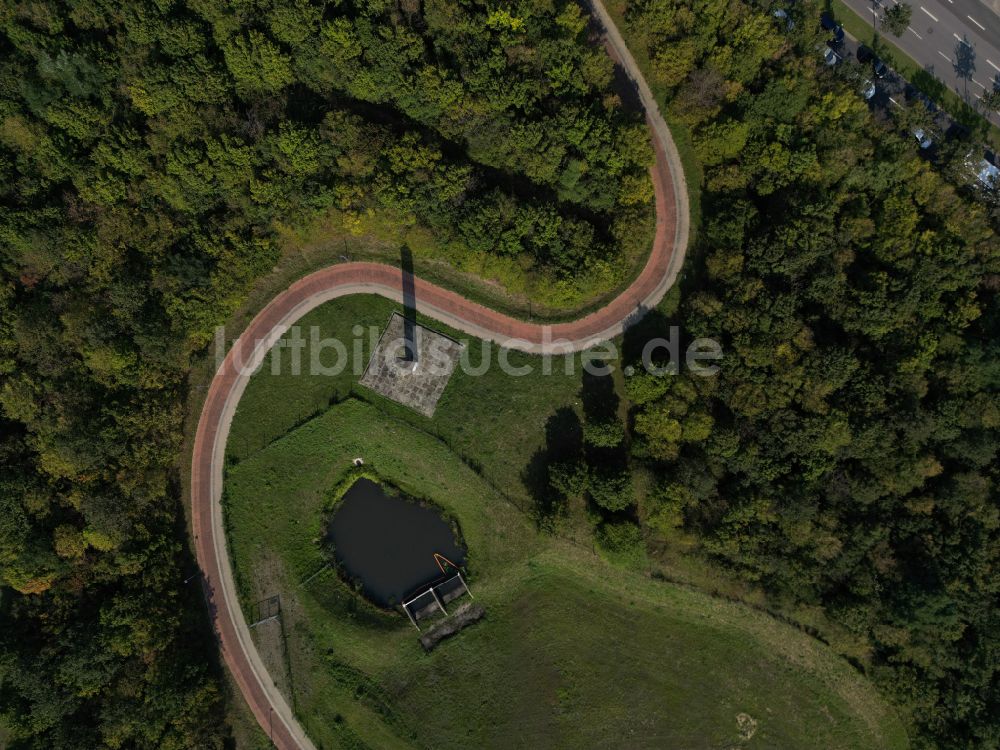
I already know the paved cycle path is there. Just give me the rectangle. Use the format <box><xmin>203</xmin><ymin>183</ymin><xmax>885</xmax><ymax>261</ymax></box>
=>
<box><xmin>191</xmin><ymin>3</ymin><xmax>690</xmax><ymax>746</ymax></box>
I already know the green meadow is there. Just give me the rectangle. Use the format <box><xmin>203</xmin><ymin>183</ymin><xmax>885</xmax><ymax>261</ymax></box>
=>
<box><xmin>222</xmin><ymin>298</ymin><xmax>908</xmax><ymax>749</ymax></box>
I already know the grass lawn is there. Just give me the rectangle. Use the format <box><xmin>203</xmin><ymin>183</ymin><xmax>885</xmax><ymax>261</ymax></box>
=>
<box><xmin>224</xmin><ymin>396</ymin><xmax>909</xmax><ymax>749</ymax></box>
<box><xmin>225</xmin><ymin>294</ymin><xmax>595</xmax><ymax>512</ymax></box>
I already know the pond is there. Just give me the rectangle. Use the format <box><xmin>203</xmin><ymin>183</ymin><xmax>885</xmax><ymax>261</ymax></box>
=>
<box><xmin>326</xmin><ymin>478</ymin><xmax>466</xmax><ymax>607</ymax></box>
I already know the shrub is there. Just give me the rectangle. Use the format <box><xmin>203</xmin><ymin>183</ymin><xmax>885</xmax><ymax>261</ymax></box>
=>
<box><xmin>588</xmin><ymin>464</ymin><xmax>633</xmax><ymax>511</ymax></box>
<box><xmin>597</xmin><ymin>520</ymin><xmax>646</xmax><ymax>568</ymax></box>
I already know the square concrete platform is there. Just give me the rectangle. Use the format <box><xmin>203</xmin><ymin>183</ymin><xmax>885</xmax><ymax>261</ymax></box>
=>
<box><xmin>359</xmin><ymin>312</ymin><xmax>463</xmax><ymax>417</ymax></box>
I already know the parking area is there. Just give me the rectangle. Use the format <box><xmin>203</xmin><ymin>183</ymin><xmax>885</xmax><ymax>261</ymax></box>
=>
<box><xmin>812</xmin><ymin>11</ymin><xmax>999</xmax><ymax>186</ymax></box>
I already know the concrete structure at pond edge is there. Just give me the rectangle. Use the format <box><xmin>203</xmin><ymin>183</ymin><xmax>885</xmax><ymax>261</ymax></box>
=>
<box><xmin>419</xmin><ymin>602</ymin><xmax>486</xmax><ymax>652</ymax></box>
<box><xmin>359</xmin><ymin>312</ymin><xmax>463</xmax><ymax>417</ymax></box>
<box><xmin>401</xmin><ymin>572</ymin><xmax>474</xmax><ymax>630</ymax></box>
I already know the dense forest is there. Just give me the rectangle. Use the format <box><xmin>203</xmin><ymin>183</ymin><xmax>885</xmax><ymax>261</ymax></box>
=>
<box><xmin>612</xmin><ymin>0</ymin><xmax>1000</xmax><ymax>747</ymax></box>
<box><xmin>2</xmin><ymin>0</ymin><xmax>999</xmax><ymax>745</ymax></box>
<box><xmin>0</xmin><ymin>0</ymin><xmax>649</xmax><ymax>745</ymax></box>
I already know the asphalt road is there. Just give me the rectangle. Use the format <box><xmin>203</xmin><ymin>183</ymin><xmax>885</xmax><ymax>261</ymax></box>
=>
<box><xmin>840</xmin><ymin>0</ymin><xmax>1000</xmax><ymax>125</ymax></box>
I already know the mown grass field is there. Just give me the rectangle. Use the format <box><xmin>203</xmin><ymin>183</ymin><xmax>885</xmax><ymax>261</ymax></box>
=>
<box><xmin>225</xmin><ymin>294</ymin><xmax>593</xmax><ymax>511</ymax></box>
<box><xmin>224</xmin><ymin>385</ymin><xmax>909</xmax><ymax>749</ymax></box>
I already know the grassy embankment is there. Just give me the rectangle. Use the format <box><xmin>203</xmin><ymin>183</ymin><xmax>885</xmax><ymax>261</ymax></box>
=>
<box><xmin>273</xmin><ymin>193</ymin><xmax>657</xmax><ymax>324</ymax></box>
<box><xmin>225</xmin><ymin>295</ymin><xmax>592</xmax><ymax>515</ymax></box>
<box><xmin>221</xmin><ymin>294</ymin><xmax>908</xmax><ymax>749</ymax></box>
<box><xmin>224</xmin><ymin>394</ymin><xmax>908</xmax><ymax>749</ymax></box>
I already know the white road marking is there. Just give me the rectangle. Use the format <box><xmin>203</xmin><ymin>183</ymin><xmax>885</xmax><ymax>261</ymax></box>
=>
<box><xmin>938</xmin><ymin>50</ymin><xmax>952</xmax><ymax>62</ymax></box>
<box><xmin>920</xmin><ymin>6</ymin><xmax>939</xmax><ymax>22</ymax></box>
<box><xmin>954</xmin><ymin>33</ymin><xmax>971</xmax><ymax>46</ymax></box>
<box><xmin>909</xmin><ymin>26</ymin><xmax>923</xmax><ymax>39</ymax></box>
<box><xmin>888</xmin><ymin>96</ymin><xmax>901</xmax><ymax>106</ymax></box>
<box><xmin>972</xmin><ymin>79</ymin><xmax>986</xmax><ymax>89</ymax></box>
<box><xmin>968</xmin><ymin>15</ymin><xmax>986</xmax><ymax>31</ymax></box>
<box><xmin>989</xmin><ymin>60</ymin><xmax>1000</xmax><ymax>73</ymax></box>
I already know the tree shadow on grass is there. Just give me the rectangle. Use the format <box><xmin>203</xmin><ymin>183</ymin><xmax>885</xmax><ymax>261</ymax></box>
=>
<box><xmin>621</xmin><ymin>307</ymin><xmax>679</xmax><ymax>366</ymax></box>
<box><xmin>520</xmin><ymin>406</ymin><xmax>582</xmax><ymax>529</ymax></box>
<box><xmin>907</xmin><ymin>66</ymin><xmax>947</xmax><ymax>100</ymax></box>
<box><xmin>581</xmin><ymin>368</ymin><xmax>619</xmax><ymax>424</ymax></box>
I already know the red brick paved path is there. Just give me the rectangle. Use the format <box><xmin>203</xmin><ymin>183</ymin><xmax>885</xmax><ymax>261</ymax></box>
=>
<box><xmin>191</xmin><ymin>20</ymin><xmax>688</xmax><ymax>750</ymax></box>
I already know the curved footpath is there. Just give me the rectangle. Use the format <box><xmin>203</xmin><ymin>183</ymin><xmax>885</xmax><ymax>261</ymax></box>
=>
<box><xmin>190</xmin><ymin>4</ymin><xmax>690</xmax><ymax>748</ymax></box>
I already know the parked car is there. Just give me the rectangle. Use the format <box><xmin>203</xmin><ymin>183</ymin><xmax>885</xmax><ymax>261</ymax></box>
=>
<box><xmin>861</xmin><ymin>79</ymin><xmax>876</xmax><ymax>100</ymax></box>
<box><xmin>904</xmin><ymin>84</ymin><xmax>938</xmax><ymax>112</ymax></box>
<box><xmin>979</xmin><ymin>161</ymin><xmax>999</xmax><ymax>187</ymax></box>
<box><xmin>820</xmin><ymin>12</ymin><xmax>845</xmax><ymax>43</ymax></box>
<box><xmin>857</xmin><ymin>45</ymin><xmax>888</xmax><ymax>77</ymax></box>
<box><xmin>913</xmin><ymin>128</ymin><xmax>933</xmax><ymax>149</ymax></box>
<box><xmin>823</xmin><ymin>45</ymin><xmax>842</xmax><ymax>66</ymax></box>
<box><xmin>773</xmin><ymin>7</ymin><xmax>795</xmax><ymax>30</ymax></box>
<box><xmin>966</xmin><ymin>151</ymin><xmax>999</xmax><ymax>188</ymax></box>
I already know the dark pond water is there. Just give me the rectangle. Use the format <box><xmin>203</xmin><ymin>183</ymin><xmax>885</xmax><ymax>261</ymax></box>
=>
<box><xmin>326</xmin><ymin>478</ymin><xmax>466</xmax><ymax>607</ymax></box>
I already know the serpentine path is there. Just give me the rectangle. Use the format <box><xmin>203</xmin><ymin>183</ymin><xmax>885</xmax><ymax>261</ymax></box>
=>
<box><xmin>190</xmin><ymin>4</ymin><xmax>690</xmax><ymax>748</ymax></box>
